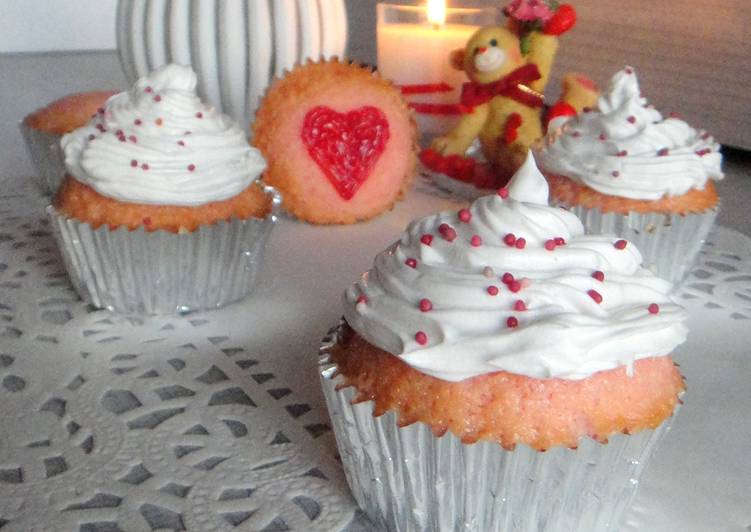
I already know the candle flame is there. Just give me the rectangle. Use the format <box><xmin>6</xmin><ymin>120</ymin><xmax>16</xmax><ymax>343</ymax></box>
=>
<box><xmin>427</xmin><ymin>0</ymin><xmax>446</xmax><ymax>26</ymax></box>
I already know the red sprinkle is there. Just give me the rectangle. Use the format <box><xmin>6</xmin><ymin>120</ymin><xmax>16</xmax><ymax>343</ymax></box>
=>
<box><xmin>153</xmin><ymin>95</ymin><xmax>162</xmax><ymax>102</ymax></box>
<box><xmin>592</xmin><ymin>271</ymin><xmax>605</xmax><ymax>282</ymax></box>
<box><xmin>614</xmin><ymin>239</ymin><xmax>628</xmax><ymax>250</ymax></box>
<box><xmin>470</xmin><ymin>235</ymin><xmax>483</xmax><ymax>247</ymax></box>
<box><xmin>554</xmin><ymin>237</ymin><xmax>566</xmax><ymax>246</ymax></box>
<box><xmin>487</xmin><ymin>285</ymin><xmax>499</xmax><ymax>296</ymax></box>
<box><xmin>497</xmin><ymin>187</ymin><xmax>509</xmax><ymax>199</ymax></box>
<box><xmin>419</xmin><ymin>299</ymin><xmax>433</xmax><ymax>312</ymax></box>
<box><xmin>405</xmin><ymin>258</ymin><xmax>418</xmax><ymax>269</ymax></box>
<box><xmin>514</xmin><ymin>300</ymin><xmax>527</xmax><ymax>312</ymax></box>
<box><xmin>506</xmin><ymin>316</ymin><xmax>519</xmax><ymax>328</ymax></box>
<box><xmin>598</xmin><ymin>133</ymin><xmax>607</xmax><ymax>141</ymax></box>
<box><xmin>627</xmin><ymin>115</ymin><xmax>636</xmax><ymax>124</ymax></box>
<box><xmin>134</xmin><ymin>119</ymin><xmax>142</xmax><ymax>126</ymax></box>
<box><xmin>415</xmin><ymin>331</ymin><xmax>428</xmax><ymax>345</ymax></box>
<box><xmin>612</xmin><ymin>170</ymin><xmax>620</xmax><ymax>177</ymax></box>
<box><xmin>508</xmin><ymin>280</ymin><xmax>522</xmax><ymax>293</ymax></box>
<box><xmin>145</xmin><ymin>86</ymin><xmax>153</xmax><ymax>93</ymax></box>
<box><xmin>502</xmin><ymin>272</ymin><xmax>514</xmax><ymax>284</ymax></box>
<box><xmin>515</xmin><ymin>238</ymin><xmax>526</xmax><ymax>249</ymax></box>
<box><xmin>544</xmin><ymin>239</ymin><xmax>556</xmax><ymax>251</ymax></box>
<box><xmin>128</xmin><ymin>135</ymin><xmax>137</xmax><ymax>143</ymax></box>
<box><xmin>588</xmin><ymin>289</ymin><xmax>603</xmax><ymax>304</ymax></box>
<box><xmin>625</xmin><ymin>67</ymin><xmax>634</xmax><ymax>74</ymax></box>
<box><xmin>196</xmin><ymin>112</ymin><xmax>204</xmax><ymax>119</ymax></box>
<box><xmin>503</xmin><ymin>233</ymin><xmax>516</xmax><ymax>247</ymax></box>
<box><xmin>458</xmin><ymin>208</ymin><xmax>472</xmax><ymax>223</ymax></box>
<box><xmin>178</xmin><ymin>140</ymin><xmax>186</xmax><ymax>147</ymax></box>
<box><xmin>142</xmin><ymin>217</ymin><xmax>152</xmax><ymax>226</ymax></box>
<box><xmin>617</xmin><ymin>150</ymin><xmax>628</xmax><ymax>157</ymax></box>
<box><xmin>96</xmin><ymin>124</ymin><xmax>106</xmax><ymax>132</ymax></box>
<box><xmin>141</xmin><ymin>163</ymin><xmax>150</xmax><ymax>170</ymax></box>
<box><xmin>187</xmin><ymin>164</ymin><xmax>196</xmax><ymax>172</ymax></box>
<box><xmin>657</xmin><ymin>148</ymin><xmax>670</xmax><ymax>156</ymax></box>
<box><xmin>130</xmin><ymin>159</ymin><xmax>138</xmax><ymax>167</ymax></box>
<box><xmin>356</xmin><ymin>295</ymin><xmax>368</xmax><ymax>305</ymax></box>
<box><xmin>669</xmin><ymin>111</ymin><xmax>681</xmax><ymax>119</ymax></box>
<box><xmin>97</xmin><ymin>107</ymin><xmax>104</xmax><ymax>114</ymax></box>
<box><xmin>420</xmin><ymin>234</ymin><xmax>433</xmax><ymax>246</ymax></box>
<box><xmin>648</xmin><ymin>303</ymin><xmax>660</xmax><ymax>314</ymax></box>
<box><xmin>696</xmin><ymin>148</ymin><xmax>711</xmax><ymax>157</ymax></box>
<box><xmin>438</xmin><ymin>223</ymin><xmax>457</xmax><ymax>242</ymax></box>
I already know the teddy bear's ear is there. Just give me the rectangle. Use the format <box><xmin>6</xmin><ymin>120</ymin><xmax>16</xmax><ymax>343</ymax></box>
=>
<box><xmin>449</xmin><ymin>48</ymin><xmax>466</xmax><ymax>71</ymax></box>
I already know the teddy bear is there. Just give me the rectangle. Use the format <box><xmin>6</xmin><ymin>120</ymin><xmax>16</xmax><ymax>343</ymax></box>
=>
<box><xmin>429</xmin><ymin>2</ymin><xmax>597</xmax><ymax>184</ymax></box>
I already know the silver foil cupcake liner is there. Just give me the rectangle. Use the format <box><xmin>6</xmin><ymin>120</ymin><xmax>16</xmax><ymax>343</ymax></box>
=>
<box><xmin>320</xmin><ymin>322</ymin><xmax>676</xmax><ymax>532</ymax></box>
<box><xmin>559</xmin><ymin>203</ymin><xmax>718</xmax><ymax>286</ymax></box>
<box><xmin>48</xmin><ymin>184</ymin><xmax>281</xmax><ymax>315</ymax></box>
<box><xmin>18</xmin><ymin>120</ymin><xmax>67</xmax><ymax>195</ymax></box>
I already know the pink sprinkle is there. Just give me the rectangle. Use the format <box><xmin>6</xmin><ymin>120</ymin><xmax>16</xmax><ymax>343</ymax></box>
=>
<box><xmin>507</xmin><ymin>316</ymin><xmax>519</xmax><ymax>328</ymax></box>
<box><xmin>648</xmin><ymin>303</ymin><xmax>660</xmax><ymax>314</ymax></box>
<box><xmin>115</xmin><ymin>129</ymin><xmax>123</xmax><ymax>136</ymax></box>
<box><xmin>554</xmin><ymin>237</ymin><xmax>566</xmax><ymax>246</ymax></box>
<box><xmin>420</xmin><ymin>234</ymin><xmax>433</xmax><ymax>246</ymax></box>
<box><xmin>145</xmin><ymin>86</ymin><xmax>153</xmax><ymax>93</ymax></box>
<box><xmin>503</xmin><ymin>233</ymin><xmax>516</xmax><ymax>247</ymax></box>
<box><xmin>458</xmin><ymin>208</ymin><xmax>472</xmax><ymax>223</ymax></box>
<box><xmin>178</xmin><ymin>140</ymin><xmax>186</xmax><ymax>147</ymax></box>
<box><xmin>118</xmin><ymin>136</ymin><xmax>126</xmax><ymax>142</ymax></box>
<box><xmin>141</xmin><ymin>163</ymin><xmax>150</xmax><ymax>170</ymax></box>
<box><xmin>612</xmin><ymin>170</ymin><xmax>620</xmax><ymax>177</ymax></box>
<box><xmin>154</xmin><ymin>95</ymin><xmax>162</xmax><ymax>102</ymax></box>
<box><xmin>438</xmin><ymin>223</ymin><xmax>457</xmax><ymax>242</ymax></box>
<box><xmin>588</xmin><ymin>289</ymin><xmax>603</xmax><ymax>304</ymax></box>
<box><xmin>599</xmin><ymin>133</ymin><xmax>608</xmax><ymax>141</ymax></box>
<box><xmin>696</xmin><ymin>148</ymin><xmax>711</xmax><ymax>157</ymax></box>
<box><xmin>592</xmin><ymin>271</ymin><xmax>605</xmax><ymax>282</ymax></box>
<box><xmin>128</xmin><ymin>135</ymin><xmax>137</xmax><ymax>143</ymax></box>
<box><xmin>470</xmin><ymin>235</ymin><xmax>483</xmax><ymax>247</ymax></box>
<box><xmin>134</xmin><ymin>119</ymin><xmax>142</xmax><ymax>126</ymax></box>
<box><xmin>508</xmin><ymin>280</ymin><xmax>522</xmax><ymax>293</ymax></box>
<box><xmin>657</xmin><ymin>148</ymin><xmax>669</xmax><ymax>156</ymax></box>
<box><xmin>405</xmin><ymin>258</ymin><xmax>418</xmax><ymax>269</ymax></box>
<box><xmin>501</xmin><ymin>272</ymin><xmax>514</xmax><ymax>284</ymax></box>
<box><xmin>356</xmin><ymin>295</ymin><xmax>368</xmax><ymax>305</ymax></box>
<box><xmin>487</xmin><ymin>285</ymin><xmax>499</xmax><ymax>296</ymax></box>
<box><xmin>627</xmin><ymin>115</ymin><xmax>636</xmax><ymax>124</ymax></box>
<box><xmin>497</xmin><ymin>187</ymin><xmax>509</xmax><ymax>199</ymax></box>
<box><xmin>415</xmin><ymin>331</ymin><xmax>428</xmax><ymax>345</ymax></box>
<box><xmin>544</xmin><ymin>239</ymin><xmax>556</xmax><ymax>251</ymax></box>
<box><xmin>625</xmin><ymin>67</ymin><xmax>634</xmax><ymax>74</ymax></box>
<box><xmin>187</xmin><ymin>164</ymin><xmax>196</xmax><ymax>172</ymax></box>
<box><xmin>614</xmin><ymin>239</ymin><xmax>628</xmax><ymax>250</ymax></box>
<box><xmin>617</xmin><ymin>150</ymin><xmax>628</xmax><ymax>157</ymax></box>
<box><xmin>419</xmin><ymin>299</ymin><xmax>433</xmax><ymax>312</ymax></box>
<box><xmin>196</xmin><ymin>112</ymin><xmax>204</xmax><ymax>119</ymax></box>
<box><xmin>96</xmin><ymin>124</ymin><xmax>106</xmax><ymax>132</ymax></box>
<box><xmin>514</xmin><ymin>300</ymin><xmax>527</xmax><ymax>312</ymax></box>
<box><xmin>515</xmin><ymin>237</ymin><xmax>526</xmax><ymax>249</ymax></box>
<box><xmin>130</xmin><ymin>159</ymin><xmax>138</xmax><ymax>167</ymax></box>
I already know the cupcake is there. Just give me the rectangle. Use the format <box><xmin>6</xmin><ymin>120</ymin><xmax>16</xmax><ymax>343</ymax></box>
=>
<box><xmin>320</xmin><ymin>152</ymin><xmax>687</xmax><ymax>531</ymax></box>
<box><xmin>253</xmin><ymin>59</ymin><xmax>417</xmax><ymax>225</ymax></box>
<box><xmin>20</xmin><ymin>91</ymin><xmax>116</xmax><ymax>194</ymax></box>
<box><xmin>49</xmin><ymin>64</ymin><xmax>278</xmax><ymax>314</ymax></box>
<box><xmin>536</xmin><ymin>66</ymin><xmax>723</xmax><ymax>284</ymax></box>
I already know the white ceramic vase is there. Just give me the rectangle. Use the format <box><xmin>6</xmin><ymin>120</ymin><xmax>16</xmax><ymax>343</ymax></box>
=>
<box><xmin>116</xmin><ymin>0</ymin><xmax>348</xmax><ymax>128</ymax></box>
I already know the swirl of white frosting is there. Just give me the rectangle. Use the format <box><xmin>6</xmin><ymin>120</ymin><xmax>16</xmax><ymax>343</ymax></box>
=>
<box><xmin>536</xmin><ymin>67</ymin><xmax>723</xmax><ymax>200</ymax></box>
<box><xmin>343</xmin><ymin>153</ymin><xmax>688</xmax><ymax>382</ymax></box>
<box><xmin>62</xmin><ymin>64</ymin><xmax>266</xmax><ymax>206</ymax></box>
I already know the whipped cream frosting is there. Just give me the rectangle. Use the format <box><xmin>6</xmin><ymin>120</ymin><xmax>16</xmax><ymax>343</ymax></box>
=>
<box><xmin>343</xmin><ymin>152</ymin><xmax>688</xmax><ymax>382</ymax></box>
<box><xmin>536</xmin><ymin>67</ymin><xmax>723</xmax><ymax>200</ymax></box>
<box><xmin>63</xmin><ymin>64</ymin><xmax>266</xmax><ymax>206</ymax></box>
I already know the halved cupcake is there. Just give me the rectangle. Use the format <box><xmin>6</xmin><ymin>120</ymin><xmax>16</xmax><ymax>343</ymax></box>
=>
<box><xmin>321</xmin><ymin>152</ymin><xmax>687</xmax><ymax>531</ymax></box>
<box><xmin>536</xmin><ymin>66</ymin><xmax>723</xmax><ymax>284</ymax></box>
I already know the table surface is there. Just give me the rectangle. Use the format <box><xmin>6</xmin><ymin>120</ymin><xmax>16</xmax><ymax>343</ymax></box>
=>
<box><xmin>1</xmin><ymin>51</ymin><xmax>750</xmax><ymax>532</ymax></box>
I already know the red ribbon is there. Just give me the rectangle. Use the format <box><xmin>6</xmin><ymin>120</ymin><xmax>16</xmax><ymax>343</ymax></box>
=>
<box><xmin>460</xmin><ymin>64</ymin><xmax>544</xmax><ymax>109</ymax></box>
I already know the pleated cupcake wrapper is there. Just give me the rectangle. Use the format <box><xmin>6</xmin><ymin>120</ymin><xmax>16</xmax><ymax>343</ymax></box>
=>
<box><xmin>47</xmin><ymin>185</ymin><xmax>281</xmax><ymax>315</ymax></box>
<box><xmin>18</xmin><ymin>121</ymin><xmax>66</xmax><ymax>195</ymax></box>
<box><xmin>319</xmin><ymin>322</ymin><xmax>676</xmax><ymax>532</ymax></box>
<box><xmin>560</xmin><ymin>203</ymin><xmax>718</xmax><ymax>286</ymax></box>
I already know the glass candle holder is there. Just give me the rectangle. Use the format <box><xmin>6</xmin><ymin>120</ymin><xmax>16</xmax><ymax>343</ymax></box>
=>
<box><xmin>377</xmin><ymin>3</ymin><xmax>500</xmax><ymax>140</ymax></box>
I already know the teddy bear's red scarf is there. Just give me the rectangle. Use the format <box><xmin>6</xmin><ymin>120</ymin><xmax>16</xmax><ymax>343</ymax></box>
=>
<box><xmin>460</xmin><ymin>64</ymin><xmax>544</xmax><ymax>109</ymax></box>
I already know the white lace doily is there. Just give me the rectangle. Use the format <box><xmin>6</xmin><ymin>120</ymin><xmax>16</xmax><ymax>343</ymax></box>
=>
<box><xmin>1</xmin><ymin>179</ymin><xmax>749</xmax><ymax>531</ymax></box>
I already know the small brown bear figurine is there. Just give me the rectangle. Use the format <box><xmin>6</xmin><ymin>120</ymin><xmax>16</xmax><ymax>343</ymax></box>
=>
<box><xmin>430</xmin><ymin>2</ymin><xmax>596</xmax><ymax>184</ymax></box>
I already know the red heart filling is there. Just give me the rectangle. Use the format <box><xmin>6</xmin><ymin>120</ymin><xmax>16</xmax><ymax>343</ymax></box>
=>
<box><xmin>301</xmin><ymin>106</ymin><xmax>390</xmax><ymax>200</ymax></box>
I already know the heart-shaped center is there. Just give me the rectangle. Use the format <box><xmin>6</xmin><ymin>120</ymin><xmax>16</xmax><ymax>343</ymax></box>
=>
<box><xmin>301</xmin><ymin>106</ymin><xmax>390</xmax><ymax>200</ymax></box>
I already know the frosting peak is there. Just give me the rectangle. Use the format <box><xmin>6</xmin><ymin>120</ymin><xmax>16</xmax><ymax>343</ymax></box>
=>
<box><xmin>63</xmin><ymin>64</ymin><xmax>266</xmax><ymax>206</ymax></box>
<box><xmin>343</xmin><ymin>152</ymin><xmax>688</xmax><ymax>382</ymax></box>
<box><xmin>536</xmin><ymin>67</ymin><xmax>723</xmax><ymax>200</ymax></box>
